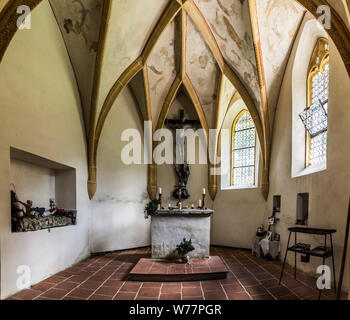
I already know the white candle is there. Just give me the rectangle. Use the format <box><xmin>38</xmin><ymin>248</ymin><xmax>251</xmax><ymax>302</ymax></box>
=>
<box><xmin>159</xmin><ymin>187</ymin><xmax>162</xmax><ymax>195</ymax></box>
<box><xmin>199</xmin><ymin>199</ymin><xmax>202</xmax><ymax>207</ymax></box>
<box><xmin>203</xmin><ymin>188</ymin><xmax>206</xmax><ymax>195</ymax></box>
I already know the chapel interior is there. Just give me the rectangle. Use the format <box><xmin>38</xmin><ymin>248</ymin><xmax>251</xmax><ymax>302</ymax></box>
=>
<box><xmin>1</xmin><ymin>0</ymin><xmax>350</xmax><ymax>301</ymax></box>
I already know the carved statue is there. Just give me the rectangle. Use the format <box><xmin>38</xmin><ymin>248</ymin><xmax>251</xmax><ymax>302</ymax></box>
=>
<box><xmin>10</xmin><ymin>189</ymin><xmax>77</xmax><ymax>232</ymax></box>
<box><xmin>172</xmin><ymin>162</ymin><xmax>190</xmax><ymax>200</ymax></box>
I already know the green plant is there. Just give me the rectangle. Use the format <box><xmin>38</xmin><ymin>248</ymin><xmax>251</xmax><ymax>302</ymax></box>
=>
<box><xmin>176</xmin><ymin>238</ymin><xmax>195</xmax><ymax>256</ymax></box>
<box><xmin>144</xmin><ymin>199</ymin><xmax>160</xmax><ymax>219</ymax></box>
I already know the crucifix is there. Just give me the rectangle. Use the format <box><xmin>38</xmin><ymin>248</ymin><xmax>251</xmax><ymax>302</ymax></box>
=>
<box><xmin>165</xmin><ymin>109</ymin><xmax>201</xmax><ymax>200</ymax></box>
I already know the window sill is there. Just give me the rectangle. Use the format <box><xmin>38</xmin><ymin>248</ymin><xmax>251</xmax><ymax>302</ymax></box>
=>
<box><xmin>221</xmin><ymin>185</ymin><xmax>258</xmax><ymax>191</ymax></box>
<box><xmin>292</xmin><ymin>161</ymin><xmax>327</xmax><ymax>178</ymax></box>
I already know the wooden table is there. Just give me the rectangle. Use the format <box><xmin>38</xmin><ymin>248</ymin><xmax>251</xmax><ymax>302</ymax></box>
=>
<box><xmin>279</xmin><ymin>226</ymin><xmax>337</xmax><ymax>300</ymax></box>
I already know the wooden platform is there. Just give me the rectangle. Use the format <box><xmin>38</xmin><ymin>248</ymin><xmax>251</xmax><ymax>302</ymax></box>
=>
<box><xmin>129</xmin><ymin>256</ymin><xmax>228</xmax><ymax>282</ymax></box>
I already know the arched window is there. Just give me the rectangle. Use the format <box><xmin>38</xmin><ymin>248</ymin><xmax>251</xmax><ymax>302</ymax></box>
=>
<box><xmin>231</xmin><ymin>110</ymin><xmax>256</xmax><ymax>186</ymax></box>
<box><xmin>305</xmin><ymin>38</ymin><xmax>329</xmax><ymax>166</ymax></box>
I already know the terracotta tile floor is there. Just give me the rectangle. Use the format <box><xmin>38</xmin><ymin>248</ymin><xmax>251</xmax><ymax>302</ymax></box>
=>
<box><xmin>7</xmin><ymin>246</ymin><xmax>348</xmax><ymax>300</ymax></box>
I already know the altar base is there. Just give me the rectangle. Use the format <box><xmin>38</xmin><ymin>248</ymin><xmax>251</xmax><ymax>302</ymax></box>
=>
<box><xmin>151</xmin><ymin>209</ymin><xmax>214</xmax><ymax>259</ymax></box>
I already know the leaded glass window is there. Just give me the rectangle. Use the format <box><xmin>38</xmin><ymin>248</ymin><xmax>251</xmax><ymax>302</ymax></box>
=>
<box><xmin>231</xmin><ymin>111</ymin><xmax>256</xmax><ymax>186</ymax></box>
<box><xmin>309</xmin><ymin>64</ymin><xmax>329</xmax><ymax>165</ymax></box>
<box><xmin>301</xmin><ymin>38</ymin><xmax>329</xmax><ymax>167</ymax></box>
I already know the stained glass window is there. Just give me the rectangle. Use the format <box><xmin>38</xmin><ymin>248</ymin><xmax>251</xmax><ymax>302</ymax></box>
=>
<box><xmin>309</xmin><ymin>64</ymin><xmax>329</xmax><ymax>165</ymax></box>
<box><xmin>231</xmin><ymin>111</ymin><xmax>256</xmax><ymax>186</ymax></box>
<box><xmin>300</xmin><ymin>38</ymin><xmax>329</xmax><ymax>167</ymax></box>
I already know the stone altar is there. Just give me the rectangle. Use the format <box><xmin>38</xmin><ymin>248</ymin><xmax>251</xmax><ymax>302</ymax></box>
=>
<box><xmin>150</xmin><ymin>209</ymin><xmax>214</xmax><ymax>259</ymax></box>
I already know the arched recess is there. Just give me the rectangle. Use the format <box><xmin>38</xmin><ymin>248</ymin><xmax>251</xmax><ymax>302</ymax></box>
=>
<box><xmin>291</xmin><ymin>19</ymin><xmax>328</xmax><ymax>178</ymax></box>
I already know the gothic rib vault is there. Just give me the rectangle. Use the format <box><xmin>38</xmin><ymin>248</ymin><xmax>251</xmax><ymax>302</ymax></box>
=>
<box><xmin>1</xmin><ymin>0</ymin><xmax>350</xmax><ymax>201</ymax></box>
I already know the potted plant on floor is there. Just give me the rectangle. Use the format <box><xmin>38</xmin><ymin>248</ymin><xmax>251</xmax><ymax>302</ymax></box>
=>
<box><xmin>176</xmin><ymin>238</ymin><xmax>195</xmax><ymax>263</ymax></box>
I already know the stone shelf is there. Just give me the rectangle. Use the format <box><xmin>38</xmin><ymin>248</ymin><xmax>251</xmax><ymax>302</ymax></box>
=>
<box><xmin>151</xmin><ymin>209</ymin><xmax>214</xmax><ymax>217</ymax></box>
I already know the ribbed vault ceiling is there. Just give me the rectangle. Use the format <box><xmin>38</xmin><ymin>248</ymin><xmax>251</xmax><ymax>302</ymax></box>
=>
<box><xmin>47</xmin><ymin>0</ymin><xmax>306</xmax><ymax>137</ymax></box>
<box><xmin>2</xmin><ymin>0</ymin><xmax>350</xmax><ymax>200</ymax></box>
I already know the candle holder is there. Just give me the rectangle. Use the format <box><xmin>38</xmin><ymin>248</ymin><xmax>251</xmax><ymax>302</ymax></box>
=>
<box><xmin>158</xmin><ymin>193</ymin><xmax>163</xmax><ymax>209</ymax></box>
<box><xmin>176</xmin><ymin>185</ymin><xmax>183</xmax><ymax>208</ymax></box>
<box><xmin>202</xmin><ymin>193</ymin><xmax>206</xmax><ymax>210</ymax></box>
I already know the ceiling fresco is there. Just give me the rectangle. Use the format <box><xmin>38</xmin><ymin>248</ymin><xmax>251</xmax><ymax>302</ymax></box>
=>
<box><xmin>49</xmin><ymin>0</ymin><xmax>103</xmax><ymax>134</ymax></box>
<box><xmin>186</xmin><ymin>15</ymin><xmax>219</xmax><ymax>128</ymax></box>
<box><xmin>256</xmin><ymin>0</ymin><xmax>305</xmax><ymax>126</ymax></box>
<box><xmin>98</xmin><ymin>0</ymin><xmax>169</xmax><ymax>118</ymax></box>
<box><xmin>193</xmin><ymin>0</ymin><xmax>260</xmax><ymax>107</ymax></box>
<box><xmin>146</xmin><ymin>20</ymin><xmax>177</xmax><ymax>128</ymax></box>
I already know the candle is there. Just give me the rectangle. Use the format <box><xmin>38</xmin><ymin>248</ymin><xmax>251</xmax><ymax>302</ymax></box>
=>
<box><xmin>199</xmin><ymin>199</ymin><xmax>202</xmax><ymax>207</ymax></box>
<box><xmin>159</xmin><ymin>187</ymin><xmax>162</xmax><ymax>195</ymax></box>
<box><xmin>202</xmin><ymin>188</ymin><xmax>206</xmax><ymax>195</ymax></box>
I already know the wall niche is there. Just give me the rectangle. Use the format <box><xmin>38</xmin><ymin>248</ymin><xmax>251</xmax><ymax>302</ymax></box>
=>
<box><xmin>10</xmin><ymin>147</ymin><xmax>77</xmax><ymax>232</ymax></box>
<box><xmin>296</xmin><ymin>193</ymin><xmax>309</xmax><ymax>226</ymax></box>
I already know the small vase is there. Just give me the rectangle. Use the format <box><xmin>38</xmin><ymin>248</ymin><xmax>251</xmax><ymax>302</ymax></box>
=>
<box><xmin>182</xmin><ymin>253</ymin><xmax>190</xmax><ymax>264</ymax></box>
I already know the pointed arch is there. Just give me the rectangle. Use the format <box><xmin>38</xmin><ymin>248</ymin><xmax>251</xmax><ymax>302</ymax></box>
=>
<box><xmin>89</xmin><ymin>1</ymin><xmax>181</xmax><ymax>199</ymax></box>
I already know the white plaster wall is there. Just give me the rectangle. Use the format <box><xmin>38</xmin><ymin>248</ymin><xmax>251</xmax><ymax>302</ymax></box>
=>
<box><xmin>212</xmin><ymin>100</ymin><xmax>266</xmax><ymax>249</ymax></box>
<box><xmin>267</xmin><ymin>15</ymin><xmax>350</xmax><ymax>292</ymax></box>
<box><xmin>0</xmin><ymin>1</ymin><xmax>90</xmax><ymax>298</ymax></box>
<box><xmin>90</xmin><ymin>87</ymin><xmax>150</xmax><ymax>253</ymax></box>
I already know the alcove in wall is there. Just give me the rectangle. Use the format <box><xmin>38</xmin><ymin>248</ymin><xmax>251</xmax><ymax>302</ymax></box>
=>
<box><xmin>296</xmin><ymin>193</ymin><xmax>309</xmax><ymax>225</ymax></box>
<box><xmin>10</xmin><ymin>147</ymin><xmax>77</xmax><ymax>231</ymax></box>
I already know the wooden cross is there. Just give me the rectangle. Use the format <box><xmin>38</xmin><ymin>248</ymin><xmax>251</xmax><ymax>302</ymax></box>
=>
<box><xmin>164</xmin><ymin>109</ymin><xmax>200</xmax><ymax>130</ymax></box>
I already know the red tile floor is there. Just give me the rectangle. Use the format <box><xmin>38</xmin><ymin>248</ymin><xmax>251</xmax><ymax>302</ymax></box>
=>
<box><xmin>7</xmin><ymin>246</ymin><xmax>348</xmax><ymax>300</ymax></box>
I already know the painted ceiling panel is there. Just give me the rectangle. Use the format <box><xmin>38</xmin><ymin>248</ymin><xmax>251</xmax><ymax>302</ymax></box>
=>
<box><xmin>193</xmin><ymin>0</ymin><xmax>260</xmax><ymax>106</ymax></box>
<box><xmin>49</xmin><ymin>0</ymin><xmax>103</xmax><ymax>134</ymax></box>
<box><xmin>256</xmin><ymin>0</ymin><xmax>305</xmax><ymax>126</ymax></box>
<box><xmin>146</xmin><ymin>20</ymin><xmax>177</xmax><ymax>128</ymax></box>
<box><xmin>98</xmin><ymin>0</ymin><xmax>169</xmax><ymax>120</ymax></box>
<box><xmin>186</xmin><ymin>15</ymin><xmax>219</xmax><ymax>128</ymax></box>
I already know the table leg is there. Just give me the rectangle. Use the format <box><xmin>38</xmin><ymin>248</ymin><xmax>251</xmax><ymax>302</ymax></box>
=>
<box><xmin>318</xmin><ymin>235</ymin><xmax>327</xmax><ymax>300</ymax></box>
<box><xmin>279</xmin><ymin>231</ymin><xmax>291</xmax><ymax>285</ymax></box>
<box><xmin>330</xmin><ymin>234</ymin><xmax>337</xmax><ymax>294</ymax></box>
<box><xmin>294</xmin><ymin>232</ymin><xmax>297</xmax><ymax>279</ymax></box>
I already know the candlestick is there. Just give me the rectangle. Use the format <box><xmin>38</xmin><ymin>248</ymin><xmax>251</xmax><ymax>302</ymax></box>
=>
<box><xmin>158</xmin><ymin>192</ymin><xmax>162</xmax><ymax>209</ymax></box>
<box><xmin>177</xmin><ymin>185</ymin><xmax>182</xmax><ymax>207</ymax></box>
<box><xmin>202</xmin><ymin>193</ymin><xmax>206</xmax><ymax>210</ymax></box>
